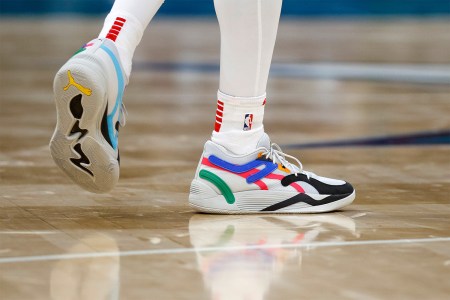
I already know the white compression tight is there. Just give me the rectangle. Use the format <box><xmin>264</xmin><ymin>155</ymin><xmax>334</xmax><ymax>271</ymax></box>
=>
<box><xmin>212</xmin><ymin>0</ymin><xmax>283</xmax><ymax>154</ymax></box>
<box><xmin>214</xmin><ymin>0</ymin><xmax>282</xmax><ymax>97</ymax></box>
<box><xmin>97</xmin><ymin>0</ymin><xmax>283</xmax><ymax>154</ymax></box>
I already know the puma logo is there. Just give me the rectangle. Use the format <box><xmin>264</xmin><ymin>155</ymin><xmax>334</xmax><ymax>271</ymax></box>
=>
<box><xmin>63</xmin><ymin>70</ymin><xmax>92</xmax><ymax>96</ymax></box>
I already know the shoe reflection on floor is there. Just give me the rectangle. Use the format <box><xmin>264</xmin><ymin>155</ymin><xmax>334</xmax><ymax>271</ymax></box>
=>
<box><xmin>189</xmin><ymin>213</ymin><xmax>360</xmax><ymax>300</ymax></box>
<box><xmin>49</xmin><ymin>233</ymin><xmax>120</xmax><ymax>300</ymax></box>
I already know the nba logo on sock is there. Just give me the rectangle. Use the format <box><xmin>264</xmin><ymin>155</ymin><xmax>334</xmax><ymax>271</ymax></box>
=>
<box><xmin>243</xmin><ymin>114</ymin><xmax>253</xmax><ymax>131</ymax></box>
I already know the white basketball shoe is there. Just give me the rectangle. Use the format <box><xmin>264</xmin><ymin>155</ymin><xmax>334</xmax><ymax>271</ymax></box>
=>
<box><xmin>50</xmin><ymin>38</ymin><xmax>127</xmax><ymax>193</ymax></box>
<box><xmin>189</xmin><ymin>133</ymin><xmax>355</xmax><ymax>213</ymax></box>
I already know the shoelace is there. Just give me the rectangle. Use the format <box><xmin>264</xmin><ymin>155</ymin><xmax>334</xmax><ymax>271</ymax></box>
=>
<box><xmin>118</xmin><ymin>103</ymin><xmax>127</xmax><ymax>127</ymax></box>
<box><xmin>263</xmin><ymin>143</ymin><xmax>312</xmax><ymax>179</ymax></box>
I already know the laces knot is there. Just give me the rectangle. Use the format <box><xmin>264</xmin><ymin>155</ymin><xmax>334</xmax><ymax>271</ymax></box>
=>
<box><xmin>262</xmin><ymin>143</ymin><xmax>309</xmax><ymax>178</ymax></box>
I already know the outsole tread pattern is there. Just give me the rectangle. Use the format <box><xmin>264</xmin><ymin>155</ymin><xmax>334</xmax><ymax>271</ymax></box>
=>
<box><xmin>50</xmin><ymin>60</ymin><xmax>120</xmax><ymax>193</ymax></box>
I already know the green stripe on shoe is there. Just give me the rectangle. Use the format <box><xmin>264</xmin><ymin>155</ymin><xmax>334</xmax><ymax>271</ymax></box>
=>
<box><xmin>199</xmin><ymin>170</ymin><xmax>235</xmax><ymax>204</ymax></box>
<box><xmin>73</xmin><ymin>47</ymin><xmax>87</xmax><ymax>57</ymax></box>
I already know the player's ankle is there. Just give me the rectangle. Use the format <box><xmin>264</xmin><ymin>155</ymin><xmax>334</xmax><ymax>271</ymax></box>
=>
<box><xmin>98</xmin><ymin>12</ymin><xmax>146</xmax><ymax>78</ymax></box>
<box><xmin>211</xmin><ymin>90</ymin><xmax>267</xmax><ymax>155</ymax></box>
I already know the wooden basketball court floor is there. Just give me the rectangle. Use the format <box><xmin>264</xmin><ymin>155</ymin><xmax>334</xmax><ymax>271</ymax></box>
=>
<box><xmin>1</xmin><ymin>18</ymin><xmax>450</xmax><ymax>299</ymax></box>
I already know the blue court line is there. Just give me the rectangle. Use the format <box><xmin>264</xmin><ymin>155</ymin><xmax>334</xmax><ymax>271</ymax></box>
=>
<box><xmin>283</xmin><ymin>130</ymin><xmax>450</xmax><ymax>149</ymax></box>
<box><xmin>135</xmin><ymin>61</ymin><xmax>219</xmax><ymax>73</ymax></box>
<box><xmin>134</xmin><ymin>62</ymin><xmax>450</xmax><ymax>85</ymax></box>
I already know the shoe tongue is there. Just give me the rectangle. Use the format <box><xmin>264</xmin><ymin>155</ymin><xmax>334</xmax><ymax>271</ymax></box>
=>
<box><xmin>256</xmin><ymin>133</ymin><xmax>271</xmax><ymax>150</ymax></box>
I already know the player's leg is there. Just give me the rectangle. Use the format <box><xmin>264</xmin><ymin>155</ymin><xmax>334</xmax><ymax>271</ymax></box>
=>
<box><xmin>211</xmin><ymin>0</ymin><xmax>281</xmax><ymax>154</ymax></box>
<box><xmin>189</xmin><ymin>0</ymin><xmax>355</xmax><ymax>213</ymax></box>
<box><xmin>50</xmin><ymin>0</ymin><xmax>164</xmax><ymax>193</ymax></box>
<box><xmin>98</xmin><ymin>0</ymin><xmax>164</xmax><ymax>78</ymax></box>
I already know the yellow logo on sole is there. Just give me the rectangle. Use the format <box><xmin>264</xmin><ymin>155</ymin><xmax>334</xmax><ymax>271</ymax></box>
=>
<box><xmin>63</xmin><ymin>70</ymin><xmax>92</xmax><ymax>96</ymax></box>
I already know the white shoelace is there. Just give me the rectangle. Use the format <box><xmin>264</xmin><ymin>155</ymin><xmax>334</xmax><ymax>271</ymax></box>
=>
<box><xmin>263</xmin><ymin>143</ymin><xmax>312</xmax><ymax>178</ymax></box>
<box><xmin>118</xmin><ymin>103</ymin><xmax>127</xmax><ymax>127</ymax></box>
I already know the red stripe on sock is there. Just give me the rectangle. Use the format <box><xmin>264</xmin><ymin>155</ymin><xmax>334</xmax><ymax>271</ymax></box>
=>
<box><xmin>114</xmin><ymin>21</ymin><xmax>125</xmax><ymax>27</ymax></box>
<box><xmin>106</xmin><ymin>17</ymin><xmax>127</xmax><ymax>42</ymax></box>
<box><xmin>262</xmin><ymin>98</ymin><xmax>266</xmax><ymax>106</ymax></box>
<box><xmin>106</xmin><ymin>34</ymin><xmax>118</xmax><ymax>41</ymax></box>
<box><xmin>214</xmin><ymin>100</ymin><xmax>225</xmax><ymax>132</ymax></box>
<box><xmin>214</xmin><ymin>122</ymin><xmax>222</xmax><ymax>132</ymax></box>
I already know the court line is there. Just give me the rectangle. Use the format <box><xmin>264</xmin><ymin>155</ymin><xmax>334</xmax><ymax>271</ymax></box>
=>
<box><xmin>0</xmin><ymin>237</ymin><xmax>449</xmax><ymax>264</ymax></box>
<box><xmin>0</xmin><ymin>231</ymin><xmax>57</xmax><ymax>235</ymax></box>
<box><xmin>134</xmin><ymin>62</ymin><xmax>450</xmax><ymax>85</ymax></box>
<box><xmin>283</xmin><ymin>129</ymin><xmax>450</xmax><ymax>148</ymax></box>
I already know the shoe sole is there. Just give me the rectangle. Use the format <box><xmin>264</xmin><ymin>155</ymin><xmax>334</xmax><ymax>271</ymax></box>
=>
<box><xmin>50</xmin><ymin>60</ymin><xmax>119</xmax><ymax>193</ymax></box>
<box><xmin>189</xmin><ymin>179</ymin><xmax>355</xmax><ymax>214</ymax></box>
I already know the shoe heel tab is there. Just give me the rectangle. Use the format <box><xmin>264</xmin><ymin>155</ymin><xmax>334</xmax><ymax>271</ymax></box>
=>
<box><xmin>99</xmin><ymin>39</ymin><xmax>129</xmax><ymax>84</ymax></box>
<box><xmin>204</xmin><ymin>140</ymin><xmax>229</xmax><ymax>156</ymax></box>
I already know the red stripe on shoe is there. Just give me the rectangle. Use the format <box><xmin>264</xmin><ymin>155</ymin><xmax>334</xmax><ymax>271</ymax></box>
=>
<box><xmin>254</xmin><ymin>180</ymin><xmax>268</xmax><ymax>190</ymax></box>
<box><xmin>238</xmin><ymin>168</ymin><xmax>268</xmax><ymax>190</ymax></box>
<box><xmin>290</xmin><ymin>182</ymin><xmax>305</xmax><ymax>193</ymax></box>
<box><xmin>266</xmin><ymin>173</ymin><xmax>305</xmax><ymax>192</ymax></box>
<box><xmin>265</xmin><ymin>174</ymin><xmax>284</xmax><ymax>180</ymax></box>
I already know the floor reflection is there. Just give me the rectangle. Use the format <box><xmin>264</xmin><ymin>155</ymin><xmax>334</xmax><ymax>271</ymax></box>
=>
<box><xmin>189</xmin><ymin>213</ymin><xmax>360</xmax><ymax>300</ymax></box>
<box><xmin>49</xmin><ymin>233</ymin><xmax>120</xmax><ymax>300</ymax></box>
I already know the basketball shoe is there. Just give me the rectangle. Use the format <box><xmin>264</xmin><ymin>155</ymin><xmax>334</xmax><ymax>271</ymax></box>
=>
<box><xmin>50</xmin><ymin>38</ymin><xmax>127</xmax><ymax>193</ymax></box>
<box><xmin>189</xmin><ymin>133</ymin><xmax>355</xmax><ymax>213</ymax></box>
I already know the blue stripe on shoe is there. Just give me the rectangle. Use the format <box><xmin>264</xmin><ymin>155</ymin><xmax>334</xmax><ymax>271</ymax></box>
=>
<box><xmin>209</xmin><ymin>156</ymin><xmax>261</xmax><ymax>173</ymax></box>
<box><xmin>100</xmin><ymin>44</ymin><xmax>124</xmax><ymax>150</ymax></box>
<box><xmin>208</xmin><ymin>155</ymin><xmax>278</xmax><ymax>184</ymax></box>
<box><xmin>247</xmin><ymin>163</ymin><xmax>278</xmax><ymax>183</ymax></box>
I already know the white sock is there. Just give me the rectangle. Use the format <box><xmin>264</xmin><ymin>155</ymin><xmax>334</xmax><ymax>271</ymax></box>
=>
<box><xmin>211</xmin><ymin>91</ymin><xmax>266</xmax><ymax>154</ymax></box>
<box><xmin>98</xmin><ymin>0</ymin><xmax>164</xmax><ymax>78</ymax></box>
<box><xmin>212</xmin><ymin>0</ymin><xmax>282</xmax><ymax>154</ymax></box>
